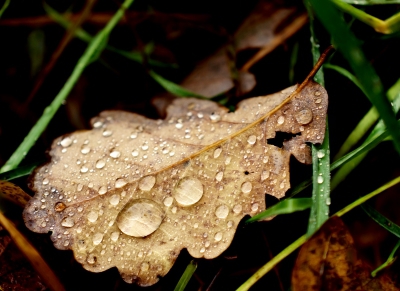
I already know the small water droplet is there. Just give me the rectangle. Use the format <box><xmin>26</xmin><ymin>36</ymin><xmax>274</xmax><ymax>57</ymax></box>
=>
<box><xmin>241</xmin><ymin>181</ymin><xmax>252</xmax><ymax>194</ymax></box>
<box><xmin>174</xmin><ymin>177</ymin><xmax>204</xmax><ymax>206</ymax></box>
<box><xmin>95</xmin><ymin>159</ymin><xmax>106</xmax><ymax>169</ymax></box>
<box><xmin>251</xmin><ymin>203</ymin><xmax>259</xmax><ymax>212</ymax></box>
<box><xmin>315</xmin><ymin>98</ymin><xmax>322</xmax><ymax>104</ymax></box>
<box><xmin>171</xmin><ymin>206</ymin><xmax>177</xmax><ymax>214</ymax></box>
<box><xmin>295</xmin><ymin>108</ymin><xmax>313</xmax><ymax>125</ymax></box>
<box><xmin>233</xmin><ymin>204</ymin><xmax>242</xmax><ymax>214</ymax></box>
<box><xmin>175</xmin><ymin>123</ymin><xmax>183</xmax><ymax>129</ymax></box>
<box><xmin>109</xmin><ymin>194</ymin><xmax>120</xmax><ymax>206</ymax></box>
<box><xmin>115</xmin><ymin>178</ymin><xmax>127</xmax><ymax>188</ymax></box>
<box><xmin>213</xmin><ymin>148</ymin><xmax>222</xmax><ymax>158</ymax></box>
<box><xmin>225</xmin><ymin>157</ymin><xmax>231</xmax><ymax>165</ymax></box>
<box><xmin>200</xmin><ymin>247</ymin><xmax>205</xmax><ymax>253</ymax></box>
<box><xmin>132</xmin><ymin>150</ymin><xmax>139</xmax><ymax>157</ymax></box>
<box><xmin>60</xmin><ymin>137</ymin><xmax>73</xmax><ymax>147</ymax></box>
<box><xmin>210</xmin><ymin>113</ymin><xmax>221</xmax><ymax>122</ymax></box>
<box><xmin>55</xmin><ymin>202</ymin><xmax>66</xmax><ymax>212</ymax></box>
<box><xmin>227</xmin><ymin>221</ymin><xmax>233</xmax><ymax>228</ymax></box>
<box><xmin>247</xmin><ymin>135</ymin><xmax>256</xmax><ymax>145</ymax></box>
<box><xmin>141</xmin><ymin>145</ymin><xmax>149</xmax><ymax>151</ymax></box>
<box><xmin>317</xmin><ymin>150</ymin><xmax>325</xmax><ymax>158</ymax></box>
<box><xmin>314</xmin><ymin>91</ymin><xmax>321</xmax><ymax>96</ymax></box>
<box><xmin>163</xmin><ymin>197</ymin><xmax>173</xmax><ymax>207</ymax></box>
<box><xmin>317</xmin><ymin>176</ymin><xmax>324</xmax><ymax>184</ymax></box>
<box><xmin>61</xmin><ymin>217</ymin><xmax>74</xmax><ymax>227</ymax></box>
<box><xmin>130</xmin><ymin>132</ymin><xmax>137</xmax><ymax>139</ymax></box>
<box><xmin>102</xmin><ymin>129</ymin><xmax>112</xmax><ymax>137</ymax></box>
<box><xmin>93</xmin><ymin>233</ymin><xmax>103</xmax><ymax>245</ymax></box>
<box><xmin>141</xmin><ymin>262</ymin><xmax>150</xmax><ymax>272</ymax></box>
<box><xmin>138</xmin><ymin>176</ymin><xmax>156</xmax><ymax>191</ymax></box>
<box><xmin>215</xmin><ymin>204</ymin><xmax>229</xmax><ymax>219</ymax></box>
<box><xmin>110</xmin><ymin>150</ymin><xmax>121</xmax><ymax>158</ymax></box>
<box><xmin>214</xmin><ymin>232</ymin><xmax>223</xmax><ymax>241</ymax></box>
<box><xmin>116</xmin><ymin>199</ymin><xmax>165</xmax><ymax>237</ymax></box>
<box><xmin>277</xmin><ymin>116</ymin><xmax>285</xmax><ymax>125</ymax></box>
<box><xmin>80</xmin><ymin>166</ymin><xmax>89</xmax><ymax>173</ymax></box>
<box><xmin>87</xmin><ymin>254</ymin><xmax>96</xmax><ymax>264</ymax></box>
<box><xmin>93</xmin><ymin>120</ymin><xmax>104</xmax><ymax>128</ymax></box>
<box><xmin>215</xmin><ymin>171</ymin><xmax>224</xmax><ymax>182</ymax></box>
<box><xmin>42</xmin><ymin>178</ymin><xmax>49</xmax><ymax>185</ymax></box>
<box><xmin>98</xmin><ymin>186</ymin><xmax>107</xmax><ymax>195</ymax></box>
<box><xmin>77</xmin><ymin>184</ymin><xmax>84</xmax><ymax>191</ymax></box>
<box><xmin>326</xmin><ymin>197</ymin><xmax>331</xmax><ymax>205</ymax></box>
<box><xmin>261</xmin><ymin>170</ymin><xmax>269</xmax><ymax>181</ymax></box>
<box><xmin>87</xmin><ymin>211</ymin><xmax>98</xmax><ymax>223</ymax></box>
<box><xmin>110</xmin><ymin>231</ymin><xmax>120</xmax><ymax>242</ymax></box>
<box><xmin>81</xmin><ymin>145</ymin><xmax>91</xmax><ymax>154</ymax></box>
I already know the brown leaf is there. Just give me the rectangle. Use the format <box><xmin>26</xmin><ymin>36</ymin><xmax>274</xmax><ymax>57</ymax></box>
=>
<box><xmin>23</xmin><ymin>80</ymin><xmax>327</xmax><ymax>286</ymax></box>
<box><xmin>292</xmin><ymin>216</ymin><xmax>400</xmax><ymax>291</ymax></box>
<box><xmin>0</xmin><ymin>180</ymin><xmax>31</xmax><ymax>208</ymax></box>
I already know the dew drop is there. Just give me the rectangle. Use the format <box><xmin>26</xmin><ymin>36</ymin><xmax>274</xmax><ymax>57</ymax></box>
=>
<box><xmin>61</xmin><ymin>217</ymin><xmax>74</xmax><ymax>227</ymax></box>
<box><xmin>215</xmin><ymin>204</ymin><xmax>229</xmax><ymax>219</ymax></box>
<box><xmin>42</xmin><ymin>178</ymin><xmax>49</xmax><ymax>185</ymax></box>
<box><xmin>315</xmin><ymin>98</ymin><xmax>322</xmax><ymax>104</ymax></box>
<box><xmin>81</xmin><ymin>145</ymin><xmax>91</xmax><ymax>154</ymax></box>
<box><xmin>95</xmin><ymin>159</ymin><xmax>106</xmax><ymax>169</ymax></box>
<box><xmin>110</xmin><ymin>150</ymin><xmax>121</xmax><ymax>158</ymax></box>
<box><xmin>277</xmin><ymin>116</ymin><xmax>285</xmax><ymax>125</ymax></box>
<box><xmin>98</xmin><ymin>186</ymin><xmax>107</xmax><ymax>195</ymax></box>
<box><xmin>215</xmin><ymin>171</ymin><xmax>224</xmax><ymax>182</ymax></box>
<box><xmin>227</xmin><ymin>221</ymin><xmax>234</xmax><ymax>228</ymax></box>
<box><xmin>115</xmin><ymin>178</ymin><xmax>127</xmax><ymax>188</ymax></box>
<box><xmin>261</xmin><ymin>170</ymin><xmax>270</xmax><ymax>181</ymax></box>
<box><xmin>247</xmin><ymin>135</ymin><xmax>256</xmax><ymax>145</ymax></box>
<box><xmin>110</xmin><ymin>231</ymin><xmax>120</xmax><ymax>242</ymax></box>
<box><xmin>116</xmin><ymin>199</ymin><xmax>165</xmax><ymax>237</ymax></box>
<box><xmin>295</xmin><ymin>108</ymin><xmax>313</xmax><ymax>125</ymax></box>
<box><xmin>93</xmin><ymin>120</ymin><xmax>104</xmax><ymax>128</ymax></box>
<box><xmin>241</xmin><ymin>181</ymin><xmax>252</xmax><ymax>194</ymax></box>
<box><xmin>317</xmin><ymin>150</ymin><xmax>325</xmax><ymax>158</ymax></box>
<box><xmin>225</xmin><ymin>157</ymin><xmax>231</xmax><ymax>165</ymax></box>
<box><xmin>102</xmin><ymin>129</ymin><xmax>112</xmax><ymax>137</ymax></box>
<box><xmin>60</xmin><ymin>137</ymin><xmax>73</xmax><ymax>147</ymax></box>
<box><xmin>87</xmin><ymin>254</ymin><xmax>96</xmax><ymax>264</ymax></box>
<box><xmin>233</xmin><ymin>204</ymin><xmax>242</xmax><ymax>214</ymax></box>
<box><xmin>194</xmin><ymin>223</ymin><xmax>199</xmax><ymax>228</ymax></box>
<box><xmin>138</xmin><ymin>176</ymin><xmax>156</xmax><ymax>191</ymax></box>
<box><xmin>171</xmin><ymin>206</ymin><xmax>177</xmax><ymax>214</ymax></box>
<box><xmin>77</xmin><ymin>184</ymin><xmax>84</xmax><ymax>191</ymax></box>
<box><xmin>93</xmin><ymin>233</ymin><xmax>103</xmax><ymax>245</ymax></box>
<box><xmin>314</xmin><ymin>91</ymin><xmax>321</xmax><ymax>96</ymax></box>
<box><xmin>200</xmin><ymin>247</ymin><xmax>205</xmax><ymax>253</ymax></box>
<box><xmin>175</xmin><ymin>123</ymin><xmax>183</xmax><ymax>129</ymax></box>
<box><xmin>174</xmin><ymin>177</ymin><xmax>204</xmax><ymax>206</ymax></box>
<box><xmin>80</xmin><ymin>166</ymin><xmax>89</xmax><ymax>173</ymax></box>
<box><xmin>214</xmin><ymin>232</ymin><xmax>223</xmax><ymax>242</ymax></box>
<box><xmin>55</xmin><ymin>202</ymin><xmax>66</xmax><ymax>212</ymax></box>
<box><xmin>213</xmin><ymin>148</ymin><xmax>222</xmax><ymax>159</ymax></box>
<box><xmin>130</xmin><ymin>132</ymin><xmax>137</xmax><ymax>139</ymax></box>
<box><xmin>141</xmin><ymin>145</ymin><xmax>149</xmax><ymax>151</ymax></box>
<box><xmin>210</xmin><ymin>113</ymin><xmax>221</xmax><ymax>122</ymax></box>
<box><xmin>109</xmin><ymin>194</ymin><xmax>120</xmax><ymax>206</ymax></box>
<box><xmin>163</xmin><ymin>197</ymin><xmax>173</xmax><ymax>207</ymax></box>
<box><xmin>141</xmin><ymin>262</ymin><xmax>150</xmax><ymax>272</ymax></box>
<box><xmin>326</xmin><ymin>197</ymin><xmax>331</xmax><ymax>205</ymax></box>
<box><xmin>87</xmin><ymin>211</ymin><xmax>98</xmax><ymax>223</ymax></box>
<box><xmin>251</xmin><ymin>203</ymin><xmax>259</xmax><ymax>212</ymax></box>
<box><xmin>132</xmin><ymin>150</ymin><xmax>139</xmax><ymax>157</ymax></box>
<box><xmin>317</xmin><ymin>176</ymin><xmax>324</xmax><ymax>184</ymax></box>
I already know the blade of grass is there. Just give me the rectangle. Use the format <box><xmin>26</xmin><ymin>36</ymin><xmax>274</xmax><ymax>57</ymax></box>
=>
<box><xmin>341</xmin><ymin>0</ymin><xmax>400</xmax><ymax>4</ymax></box>
<box><xmin>0</xmin><ymin>161</ymin><xmax>42</xmax><ymax>181</ymax></box>
<box><xmin>361</xmin><ymin>203</ymin><xmax>400</xmax><ymax>238</ymax></box>
<box><xmin>0</xmin><ymin>0</ymin><xmax>10</xmax><ymax>18</ymax></box>
<box><xmin>246</xmin><ymin>198</ymin><xmax>312</xmax><ymax>223</ymax></box>
<box><xmin>0</xmin><ymin>211</ymin><xmax>65</xmax><ymax>291</ymax></box>
<box><xmin>0</xmin><ymin>0</ymin><xmax>135</xmax><ymax>173</ymax></box>
<box><xmin>173</xmin><ymin>260</ymin><xmax>197</xmax><ymax>291</ymax></box>
<box><xmin>371</xmin><ymin>239</ymin><xmax>400</xmax><ymax>277</ymax></box>
<box><xmin>310</xmin><ymin>0</ymin><xmax>400</xmax><ymax>155</ymax></box>
<box><xmin>237</xmin><ymin>175</ymin><xmax>400</xmax><ymax>290</ymax></box>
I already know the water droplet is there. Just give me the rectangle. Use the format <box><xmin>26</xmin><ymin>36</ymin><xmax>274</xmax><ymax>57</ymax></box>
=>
<box><xmin>280</xmin><ymin>182</ymin><xmax>285</xmax><ymax>189</ymax></box>
<box><xmin>171</xmin><ymin>206</ymin><xmax>177</xmax><ymax>214</ymax></box>
<box><xmin>138</xmin><ymin>176</ymin><xmax>156</xmax><ymax>191</ymax></box>
<box><xmin>241</xmin><ymin>182</ymin><xmax>252</xmax><ymax>194</ymax></box>
<box><xmin>87</xmin><ymin>254</ymin><xmax>96</xmax><ymax>264</ymax></box>
<box><xmin>315</xmin><ymin>98</ymin><xmax>322</xmax><ymax>104</ymax></box>
<box><xmin>42</xmin><ymin>178</ymin><xmax>49</xmax><ymax>185</ymax></box>
<box><xmin>98</xmin><ymin>186</ymin><xmax>107</xmax><ymax>195</ymax></box>
<box><xmin>174</xmin><ymin>177</ymin><xmax>204</xmax><ymax>206</ymax></box>
<box><xmin>194</xmin><ymin>223</ymin><xmax>199</xmax><ymax>228</ymax></box>
<box><xmin>141</xmin><ymin>145</ymin><xmax>149</xmax><ymax>151</ymax></box>
<box><xmin>225</xmin><ymin>157</ymin><xmax>231</xmax><ymax>165</ymax></box>
<box><xmin>295</xmin><ymin>108</ymin><xmax>313</xmax><ymax>125</ymax></box>
<box><xmin>233</xmin><ymin>204</ymin><xmax>242</xmax><ymax>214</ymax></box>
<box><xmin>251</xmin><ymin>203</ymin><xmax>259</xmax><ymax>212</ymax></box>
<box><xmin>102</xmin><ymin>129</ymin><xmax>112</xmax><ymax>137</ymax></box>
<box><xmin>132</xmin><ymin>150</ymin><xmax>139</xmax><ymax>157</ymax></box>
<box><xmin>95</xmin><ymin>159</ymin><xmax>106</xmax><ymax>169</ymax></box>
<box><xmin>130</xmin><ymin>132</ymin><xmax>138</xmax><ymax>139</ymax></box>
<box><xmin>261</xmin><ymin>170</ymin><xmax>269</xmax><ymax>181</ymax></box>
<box><xmin>60</xmin><ymin>137</ymin><xmax>73</xmax><ymax>147</ymax></box>
<box><xmin>210</xmin><ymin>113</ymin><xmax>221</xmax><ymax>122</ymax></box>
<box><xmin>141</xmin><ymin>262</ymin><xmax>150</xmax><ymax>272</ymax></box>
<box><xmin>61</xmin><ymin>217</ymin><xmax>74</xmax><ymax>227</ymax></box>
<box><xmin>77</xmin><ymin>184</ymin><xmax>84</xmax><ymax>191</ymax></box>
<box><xmin>314</xmin><ymin>91</ymin><xmax>321</xmax><ymax>96</ymax></box>
<box><xmin>215</xmin><ymin>204</ymin><xmax>229</xmax><ymax>219</ymax></box>
<box><xmin>277</xmin><ymin>116</ymin><xmax>285</xmax><ymax>125</ymax></box>
<box><xmin>115</xmin><ymin>178</ymin><xmax>127</xmax><ymax>188</ymax></box>
<box><xmin>317</xmin><ymin>150</ymin><xmax>325</xmax><ymax>158</ymax></box>
<box><xmin>213</xmin><ymin>148</ymin><xmax>222</xmax><ymax>159</ymax></box>
<box><xmin>110</xmin><ymin>150</ymin><xmax>121</xmax><ymax>158</ymax></box>
<box><xmin>247</xmin><ymin>135</ymin><xmax>256</xmax><ymax>145</ymax></box>
<box><xmin>227</xmin><ymin>221</ymin><xmax>233</xmax><ymax>228</ymax></box>
<box><xmin>81</xmin><ymin>145</ymin><xmax>90</xmax><ymax>154</ymax></box>
<box><xmin>109</xmin><ymin>194</ymin><xmax>120</xmax><ymax>206</ymax></box>
<box><xmin>200</xmin><ymin>247</ymin><xmax>205</xmax><ymax>253</ymax></box>
<box><xmin>317</xmin><ymin>176</ymin><xmax>324</xmax><ymax>184</ymax></box>
<box><xmin>93</xmin><ymin>233</ymin><xmax>103</xmax><ymax>245</ymax></box>
<box><xmin>93</xmin><ymin>120</ymin><xmax>104</xmax><ymax>128</ymax></box>
<box><xmin>163</xmin><ymin>197</ymin><xmax>173</xmax><ymax>207</ymax></box>
<box><xmin>175</xmin><ymin>123</ymin><xmax>183</xmax><ymax>129</ymax></box>
<box><xmin>110</xmin><ymin>231</ymin><xmax>120</xmax><ymax>242</ymax></box>
<box><xmin>215</xmin><ymin>171</ymin><xmax>224</xmax><ymax>182</ymax></box>
<box><xmin>214</xmin><ymin>232</ymin><xmax>223</xmax><ymax>242</ymax></box>
<box><xmin>326</xmin><ymin>197</ymin><xmax>331</xmax><ymax>205</ymax></box>
<box><xmin>87</xmin><ymin>211</ymin><xmax>98</xmax><ymax>223</ymax></box>
<box><xmin>116</xmin><ymin>199</ymin><xmax>165</xmax><ymax>237</ymax></box>
<box><xmin>55</xmin><ymin>202</ymin><xmax>66</xmax><ymax>212</ymax></box>
<box><xmin>80</xmin><ymin>166</ymin><xmax>89</xmax><ymax>173</ymax></box>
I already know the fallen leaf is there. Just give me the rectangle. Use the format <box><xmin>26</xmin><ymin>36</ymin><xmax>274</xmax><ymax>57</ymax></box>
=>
<box><xmin>23</xmin><ymin>79</ymin><xmax>327</xmax><ymax>286</ymax></box>
<box><xmin>292</xmin><ymin>216</ymin><xmax>400</xmax><ymax>291</ymax></box>
<box><xmin>0</xmin><ymin>180</ymin><xmax>31</xmax><ymax>207</ymax></box>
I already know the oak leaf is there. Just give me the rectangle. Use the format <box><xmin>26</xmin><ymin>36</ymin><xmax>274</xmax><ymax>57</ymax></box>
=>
<box><xmin>23</xmin><ymin>80</ymin><xmax>327</xmax><ymax>286</ymax></box>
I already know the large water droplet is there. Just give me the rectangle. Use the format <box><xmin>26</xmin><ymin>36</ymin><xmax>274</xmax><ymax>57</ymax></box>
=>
<box><xmin>241</xmin><ymin>181</ymin><xmax>252</xmax><ymax>194</ymax></box>
<box><xmin>93</xmin><ymin>233</ymin><xmax>103</xmax><ymax>245</ymax></box>
<box><xmin>277</xmin><ymin>116</ymin><xmax>285</xmax><ymax>125</ymax></box>
<box><xmin>175</xmin><ymin>123</ymin><xmax>183</xmax><ymax>129</ymax></box>
<box><xmin>317</xmin><ymin>150</ymin><xmax>325</xmax><ymax>158</ymax></box>
<box><xmin>174</xmin><ymin>177</ymin><xmax>204</xmax><ymax>206</ymax></box>
<box><xmin>60</xmin><ymin>137</ymin><xmax>73</xmax><ymax>147</ymax></box>
<box><xmin>96</xmin><ymin>159</ymin><xmax>106</xmax><ymax>169</ymax></box>
<box><xmin>55</xmin><ymin>202</ymin><xmax>66</xmax><ymax>212</ymax></box>
<box><xmin>61</xmin><ymin>217</ymin><xmax>74</xmax><ymax>227</ymax></box>
<box><xmin>87</xmin><ymin>211</ymin><xmax>98</xmax><ymax>223</ymax></box>
<box><xmin>295</xmin><ymin>108</ymin><xmax>313</xmax><ymax>125</ymax></box>
<box><xmin>115</xmin><ymin>178</ymin><xmax>127</xmax><ymax>188</ymax></box>
<box><xmin>109</xmin><ymin>194</ymin><xmax>120</xmax><ymax>206</ymax></box>
<box><xmin>132</xmin><ymin>150</ymin><xmax>139</xmax><ymax>157</ymax></box>
<box><xmin>80</xmin><ymin>166</ymin><xmax>89</xmax><ymax>173</ymax></box>
<box><xmin>214</xmin><ymin>232</ymin><xmax>223</xmax><ymax>242</ymax></box>
<box><xmin>215</xmin><ymin>171</ymin><xmax>224</xmax><ymax>182</ymax></box>
<box><xmin>98</xmin><ymin>186</ymin><xmax>107</xmax><ymax>195</ymax></box>
<box><xmin>247</xmin><ymin>135</ymin><xmax>256</xmax><ymax>145</ymax></box>
<box><xmin>215</xmin><ymin>204</ymin><xmax>229</xmax><ymax>219</ymax></box>
<box><xmin>213</xmin><ymin>148</ymin><xmax>222</xmax><ymax>159</ymax></box>
<box><xmin>139</xmin><ymin>176</ymin><xmax>156</xmax><ymax>191</ymax></box>
<box><xmin>116</xmin><ymin>199</ymin><xmax>165</xmax><ymax>237</ymax></box>
<box><xmin>317</xmin><ymin>176</ymin><xmax>324</xmax><ymax>184</ymax></box>
<box><xmin>102</xmin><ymin>129</ymin><xmax>112</xmax><ymax>137</ymax></box>
<box><xmin>110</xmin><ymin>150</ymin><xmax>121</xmax><ymax>158</ymax></box>
<box><xmin>81</xmin><ymin>145</ymin><xmax>91</xmax><ymax>154</ymax></box>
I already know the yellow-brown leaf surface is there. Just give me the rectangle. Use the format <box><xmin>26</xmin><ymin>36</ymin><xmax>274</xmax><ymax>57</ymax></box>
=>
<box><xmin>23</xmin><ymin>81</ymin><xmax>327</xmax><ymax>286</ymax></box>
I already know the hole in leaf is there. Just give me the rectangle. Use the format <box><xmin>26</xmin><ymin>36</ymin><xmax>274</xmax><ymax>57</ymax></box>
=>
<box><xmin>267</xmin><ymin>131</ymin><xmax>301</xmax><ymax>148</ymax></box>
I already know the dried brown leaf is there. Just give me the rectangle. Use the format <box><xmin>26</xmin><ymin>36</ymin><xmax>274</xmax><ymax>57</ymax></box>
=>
<box><xmin>292</xmin><ymin>216</ymin><xmax>400</xmax><ymax>291</ymax></box>
<box><xmin>23</xmin><ymin>80</ymin><xmax>327</xmax><ymax>286</ymax></box>
<box><xmin>0</xmin><ymin>180</ymin><xmax>31</xmax><ymax>208</ymax></box>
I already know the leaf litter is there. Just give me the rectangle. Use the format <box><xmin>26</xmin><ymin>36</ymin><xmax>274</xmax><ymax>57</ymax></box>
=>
<box><xmin>23</xmin><ymin>72</ymin><xmax>327</xmax><ymax>285</ymax></box>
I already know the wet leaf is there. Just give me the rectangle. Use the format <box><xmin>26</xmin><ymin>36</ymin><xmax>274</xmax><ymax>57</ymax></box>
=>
<box><xmin>23</xmin><ymin>80</ymin><xmax>327</xmax><ymax>286</ymax></box>
<box><xmin>292</xmin><ymin>216</ymin><xmax>400</xmax><ymax>291</ymax></box>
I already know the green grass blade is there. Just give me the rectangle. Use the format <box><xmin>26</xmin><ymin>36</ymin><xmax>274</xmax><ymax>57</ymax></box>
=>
<box><xmin>289</xmin><ymin>42</ymin><xmax>299</xmax><ymax>84</ymax></box>
<box><xmin>173</xmin><ymin>260</ymin><xmax>197</xmax><ymax>291</ymax></box>
<box><xmin>362</xmin><ymin>203</ymin><xmax>400</xmax><ymax>238</ymax></box>
<box><xmin>310</xmin><ymin>0</ymin><xmax>400</xmax><ymax>155</ymax></box>
<box><xmin>341</xmin><ymin>0</ymin><xmax>400</xmax><ymax>4</ymax></box>
<box><xmin>246</xmin><ymin>198</ymin><xmax>312</xmax><ymax>223</ymax></box>
<box><xmin>0</xmin><ymin>0</ymin><xmax>10</xmax><ymax>18</ymax></box>
<box><xmin>371</xmin><ymin>239</ymin><xmax>400</xmax><ymax>277</ymax></box>
<box><xmin>0</xmin><ymin>162</ymin><xmax>42</xmax><ymax>181</ymax></box>
<box><xmin>0</xmin><ymin>0</ymin><xmax>135</xmax><ymax>173</ymax></box>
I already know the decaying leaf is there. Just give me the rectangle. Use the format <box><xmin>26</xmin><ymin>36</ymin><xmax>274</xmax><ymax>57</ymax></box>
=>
<box><xmin>23</xmin><ymin>79</ymin><xmax>327</xmax><ymax>286</ymax></box>
<box><xmin>292</xmin><ymin>216</ymin><xmax>400</xmax><ymax>291</ymax></box>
